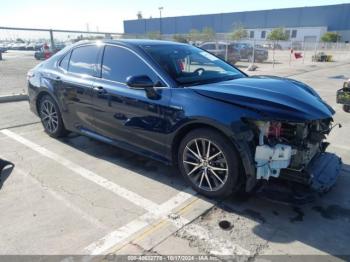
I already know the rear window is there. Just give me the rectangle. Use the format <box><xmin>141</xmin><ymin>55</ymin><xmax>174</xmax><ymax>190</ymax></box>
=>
<box><xmin>68</xmin><ymin>45</ymin><xmax>100</xmax><ymax>76</ymax></box>
<box><xmin>59</xmin><ymin>52</ymin><xmax>71</xmax><ymax>70</ymax></box>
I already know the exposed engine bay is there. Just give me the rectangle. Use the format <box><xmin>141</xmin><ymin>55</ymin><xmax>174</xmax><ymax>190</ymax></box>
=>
<box><xmin>250</xmin><ymin>118</ymin><xmax>342</xmax><ymax>192</ymax></box>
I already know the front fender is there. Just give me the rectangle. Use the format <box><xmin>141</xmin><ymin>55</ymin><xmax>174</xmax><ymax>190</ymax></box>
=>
<box><xmin>167</xmin><ymin>89</ymin><xmax>258</xmax><ymax>191</ymax></box>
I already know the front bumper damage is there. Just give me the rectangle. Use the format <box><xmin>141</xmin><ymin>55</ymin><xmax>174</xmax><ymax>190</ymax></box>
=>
<box><xmin>255</xmin><ymin>152</ymin><xmax>342</xmax><ymax>205</ymax></box>
<box><xmin>250</xmin><ymin>120</ymin><xmax>342</xmax><ymax>194</ymax></box>
<box><xmin>305</xmin><ymin>152</ymin><xmax>342</xmax><ymax>192</ymax></box>
<box><xmin>280</xmin><ymin>152</ymin><xmax>342</xmax><ymax>192</ymax></box>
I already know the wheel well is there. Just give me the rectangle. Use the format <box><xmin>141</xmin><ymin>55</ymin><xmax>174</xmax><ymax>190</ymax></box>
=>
<box><xmin>171</xmin><ymin>123</ymin><xmax>248</xmax><ymax>191</ymax></box>
<box><xmin>36</xmin><ymin>91</ymin><xmax>52</xmax><ymax>113</ymax></box>
<box><xmin>171</xmin><ymin>123</ymin><xmax>234</xmax><ymax>165</ymax></box>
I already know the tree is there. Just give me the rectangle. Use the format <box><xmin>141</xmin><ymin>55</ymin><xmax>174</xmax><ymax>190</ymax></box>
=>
<box><xmin>267</xmin><ymin>28</ymin><xmax>289</xmax><ymax>41</ymax></box>
<box><xmin>188</xmin><ymin>29</ymin><xmax>202</xmax><ymax>42</ymax></box>
<box><xmin>137</xmin><ymin>11</ymin><xmax>143</xmax><ymax>19</ymax></box>
<box><xmin>146</xmin><ymin>31</ymin><xmax>161</xmax><ymax>40</ymax></box>
<box><xmin>188</xmin><ymin>27</ymin><xmax>215</xmax><ymax>42</ymax></box>
<box><xmin>201</xmin><ymin>27</ymin><xmax>215</xmax><ymax>41</ymax></box>
<box><xmin>321</xmin><ymin>32</ymin><xmax>341</xmax><ymax>42</ymax></box>
<box><xmin>173</xmin><ymin>34</ymin><xmax>188</xmax><ymax>43</ymax></box>
<box><xmin>229</xmin><ymin>24</ymin><xmax>248</xmax><ymax>40</ymax></box>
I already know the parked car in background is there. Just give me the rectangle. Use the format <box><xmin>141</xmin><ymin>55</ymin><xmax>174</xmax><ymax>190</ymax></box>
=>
<box><xmin>233</xmin><ymin>43</ymin><xmax>268</xmax><ymax>62</ymax></box>
<box><xmin>12</xmin><ymin>42</ymin><xmax>27</xmax><ymax>50</ymax></box>
<box><xmin>337</xmin><ymin>79</ymin><xmax>350</xmax><ymax>112</ymax></box>
<box><xmin>232</xmin><ymin>43</ymin><xmax>252</xmax><ymax>61</ymax></box>
<box><xmin>199</xmin><ymin>42</ymin><xmax>240</xmax><ymax>64</ymax></box>
<box><xmin>34</xmin><ymin>43</ymin><xmax>66</xmax><ymax>60</ymax></box>
<box><xmin>27</xmin><ymin>39</ymin><xmax>341</xmax><ymax>198</ymax></box>
<box><xmin>253</xmin><ymin>44</ymin><xmax>269</xmax><ymax>62</ymax></box>
<box><xmin>0</xmin><ymin>43</ymin><xmax>8</xmax><ymax>53</ymax></box>
<box><xmin>26</xmin><ymin>42</ymin><xmax>37</xmax><ymax>50</ymax></box>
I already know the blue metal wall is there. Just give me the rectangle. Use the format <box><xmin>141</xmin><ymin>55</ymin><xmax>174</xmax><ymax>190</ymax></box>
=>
<box><xmin>123</xmin><ymin>4</ymin><xmax>350</xmax><ymax>34</ymax></box>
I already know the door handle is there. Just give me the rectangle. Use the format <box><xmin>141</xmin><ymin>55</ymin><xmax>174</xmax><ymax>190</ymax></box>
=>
<box><xmin>55</xmin><ymin>76</ymin><xmax>62</xmax><ymax>83</ymax></box>
<box><xmin>93</xmin><ymin>86</ymin><xmax>107</xmax><ymax>94</ymax></box>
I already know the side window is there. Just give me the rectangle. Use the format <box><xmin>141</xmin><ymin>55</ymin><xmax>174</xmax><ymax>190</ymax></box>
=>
<box><xmin>102</xmin><ymin>45</ymin><xmax>158</xmax><ymax>83</ymax></box>
<box><xmin>68</xmin><ymin>45</ymin><xmax>99</xmax><ymax>76</ymax></box>
<box><xmin>59</xmin><ymin>51</ymin><xmax>70</xmax><ymax>70</ymax></box>
<box><xmin>201</xmin><ymin>44</ymin><xmax>215</xmax><ymax>50</ymax></box>
<box><xmin>218</xmin><ymin>45</ymin><xmax>226</xmax><ymax>50</ymax></box>
<box><xmin>208</xmin><ymin>44</ymin><xmax>216</xmax><ymax>49</ymax></box>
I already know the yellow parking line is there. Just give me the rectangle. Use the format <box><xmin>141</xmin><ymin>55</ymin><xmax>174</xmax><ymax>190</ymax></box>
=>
<box><xmin>111</xmin><ymin>196</ymin><xmax>202</xmax><ymax>253</ymax></box>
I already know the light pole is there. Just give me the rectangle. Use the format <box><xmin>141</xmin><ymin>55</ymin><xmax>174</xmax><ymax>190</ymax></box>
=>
<box><xmin>159</xmin><ymin>6</ymin><xmax>164</xmax><ymax>39</ymax></box>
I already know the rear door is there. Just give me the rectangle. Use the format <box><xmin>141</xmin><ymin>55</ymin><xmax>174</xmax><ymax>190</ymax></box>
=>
<box><xmin>56</xmin><ymin>45</ymin><xmax>102</xmax><ymax>131</ymax></box>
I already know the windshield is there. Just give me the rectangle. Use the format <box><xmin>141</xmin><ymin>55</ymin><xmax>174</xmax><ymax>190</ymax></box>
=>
<box><xmin>142</xmin><ymin>44</ymin><xmax>245</xmax><ymax>86</ymax></box>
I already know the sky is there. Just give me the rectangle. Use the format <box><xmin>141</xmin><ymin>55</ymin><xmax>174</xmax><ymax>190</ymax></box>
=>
<box><xmin>0</xmin><ymin>0</ymin><xmax>349</xmax><ymax>33</ymax></box>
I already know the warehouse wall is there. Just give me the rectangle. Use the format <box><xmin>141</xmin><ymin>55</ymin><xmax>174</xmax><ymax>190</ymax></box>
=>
<box><xmin>123</xmin><ymin>4</ymin><xmax>350</xmax><ymax>35</ymax></box>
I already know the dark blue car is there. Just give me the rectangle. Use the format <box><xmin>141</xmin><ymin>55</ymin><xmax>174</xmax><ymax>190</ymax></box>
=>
<box><xmin>27</xmin><ymin>40</ymin><xmax>341</xmax><ymax>198</ymax></box>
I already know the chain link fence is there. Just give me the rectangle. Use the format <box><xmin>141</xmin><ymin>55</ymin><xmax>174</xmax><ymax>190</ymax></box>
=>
<box><xmin>1</xmin><ymin>27</ymin><xmax>350</xmax><ymax>96</ymax></box>
<box><xmin>0</xmin><ymin>27</ymin><xmax>121</xmax><ymax>96</ymax></box>
<box><xmin>155</xmin><ymin>34</ymin><xmax>350</xmax><ymax>70</ymax></box>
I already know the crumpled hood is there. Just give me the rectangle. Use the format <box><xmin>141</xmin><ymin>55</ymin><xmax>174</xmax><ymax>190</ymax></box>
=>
<box><xmin>191</xmin><ymin>76</ymin><xmax>335</xmax><ymax>121</ymax></box>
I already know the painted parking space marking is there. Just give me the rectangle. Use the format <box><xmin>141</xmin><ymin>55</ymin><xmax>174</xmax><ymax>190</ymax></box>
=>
<box><xmin>84</xmin><ymin>189</ymin><xmax>196</xmax><ymax>254</ymax></box>
<box><xmin>14</xmin><ymin>167</ymin><xmax>108</xmax><ymax>231</ymax></box>
<box><xmin>1</xmin><ymin>129</ymin><xmax>158</xmax><ymax>212</ymax></box>
<box><xmin>2</xmin><ymin>128</ymin><xmax>250</xmax><ymax>256</ymax></box>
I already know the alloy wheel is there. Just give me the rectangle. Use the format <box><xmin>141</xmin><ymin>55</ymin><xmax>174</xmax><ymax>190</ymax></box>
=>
<box><xmin>182</xmin><ymin>138</ymin><xmax>229</xmax><ymax>192</ymax></box>
<box><xmin>40</xmin><ymin>100</ymin><xmax>59</xmax><ymax>133</ymax></box>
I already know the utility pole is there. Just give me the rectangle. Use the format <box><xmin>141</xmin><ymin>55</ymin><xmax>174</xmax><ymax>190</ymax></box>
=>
<box><xmin>159</xmin><ymin>6</ymin><xmax>164</xmax><ymax>39</ymax></box>
<box><xmin>49</xmin><ymin>29</ymin><xmax>55</xmax><ymax>51</ymax></box>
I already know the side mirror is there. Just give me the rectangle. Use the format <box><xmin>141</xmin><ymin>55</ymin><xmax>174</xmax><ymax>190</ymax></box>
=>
<box><xmin>126</xmin><ymin>75</ymin><xmax>160</xmax><ymax>99</ymax></box>
<box><xmin>126</xmin><ymin>75</ymin><xmax>154</xmax><ymax>89</ymax></box>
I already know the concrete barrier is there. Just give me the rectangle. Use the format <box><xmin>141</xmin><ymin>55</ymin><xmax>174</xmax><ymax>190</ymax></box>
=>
<box><xmin>0</xmin><ymin>94</ymin><xmax>28</xmax><ymax>103</ymax></box>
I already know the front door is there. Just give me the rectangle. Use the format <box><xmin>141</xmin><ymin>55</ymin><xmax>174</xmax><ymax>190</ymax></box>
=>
<box><xmin>91</xmin><ymin>45</ymin><xmax>171</xmax><ymax>159</ymax></box>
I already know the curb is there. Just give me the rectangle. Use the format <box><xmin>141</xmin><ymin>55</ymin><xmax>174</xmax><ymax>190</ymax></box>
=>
<box><xmin>0</xmin><ymin>94</ymin><xmax>28</xmax><ymax>103</ymax></box>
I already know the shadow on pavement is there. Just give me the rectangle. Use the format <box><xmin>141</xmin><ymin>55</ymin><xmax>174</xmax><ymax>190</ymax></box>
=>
<box><xmin>0</xmin><ymin>159</ymin><xmax>15</xmax><ymax>190</ymax></box>
<box><xmin>218</xmin><ymin>163</ymin><xmax>350</xmax><ymax>256</ymax></box>
<box><xmin>57</xmin><ymin>133</ymin><xmax>189</xmax><ymax>193</ymax></box>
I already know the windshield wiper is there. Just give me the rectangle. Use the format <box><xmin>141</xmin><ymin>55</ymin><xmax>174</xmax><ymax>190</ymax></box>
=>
<box><xmin>180</xmin><ymin>75</ymin><xmax>242</xmax><ymax>87</ymax></box>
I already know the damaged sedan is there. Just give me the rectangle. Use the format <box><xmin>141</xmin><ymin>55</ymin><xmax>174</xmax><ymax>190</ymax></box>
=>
<box><xmin>27</xmin><ymin>40</ymin><xmax>342</xmax><ymax>198</ymax></box>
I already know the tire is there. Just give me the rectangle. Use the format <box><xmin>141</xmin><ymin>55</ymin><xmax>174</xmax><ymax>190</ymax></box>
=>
<box><xmin>177</xmin><ymin>128</ymin><xmax>242</xmax><ymax>198</ymax></box>
<box><xmin>38</xmin><ymin>95</ymin><xmax>68</xmax><ymax>138</ymax></box>
<box><xmin>343</xmin><ymin>105</ymin><xmax>350</xmax><ymax>113</ymax></box>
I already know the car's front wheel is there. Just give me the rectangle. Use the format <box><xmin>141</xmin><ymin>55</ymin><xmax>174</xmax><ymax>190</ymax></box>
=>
<box><xmin>343</xmin><ymin>105</ymin><xmax>350</xmax><ymax>113</ymax></box>
<box><xmin>39</xmin><ymin>95</ymin><xmax>68</xmax><ymax>138</ymax></box>
<box><xmin>178</xmin><ymin>128</ymin><xmax>241</xmax><ymax>198</ymax></box>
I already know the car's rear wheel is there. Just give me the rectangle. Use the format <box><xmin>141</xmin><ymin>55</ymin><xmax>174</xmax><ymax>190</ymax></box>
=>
<box><xmin>178</xmin><ymin>128</ymin><xmax>241</xmax><ymax>198</ymax></box>
<box><xmin>343</xmin><ymin>105</ymin><xmax>350</xmax><ymax>113</ymax></box>
<box><xmin>39</xmin><ymin>95</ymin><xmax>68</xmax><ymax>138</ymax></box>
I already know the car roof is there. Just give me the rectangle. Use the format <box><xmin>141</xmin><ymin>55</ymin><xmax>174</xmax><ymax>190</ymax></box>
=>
<box><xmin>74</xmin><ymin>39</ymin><xmax>187</xmax><ymax>49</ymax></box>
<box><xmin>200</xmin><ymin>41</ymin><xmax>234</xmax><ymax>46</ymax></box>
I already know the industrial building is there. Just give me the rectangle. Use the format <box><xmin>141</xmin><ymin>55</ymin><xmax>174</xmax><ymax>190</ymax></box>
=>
<box><xmin>123</xmin><ymin>3</ymin><xmax>350</xmax><ymax>42</ymax></box>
